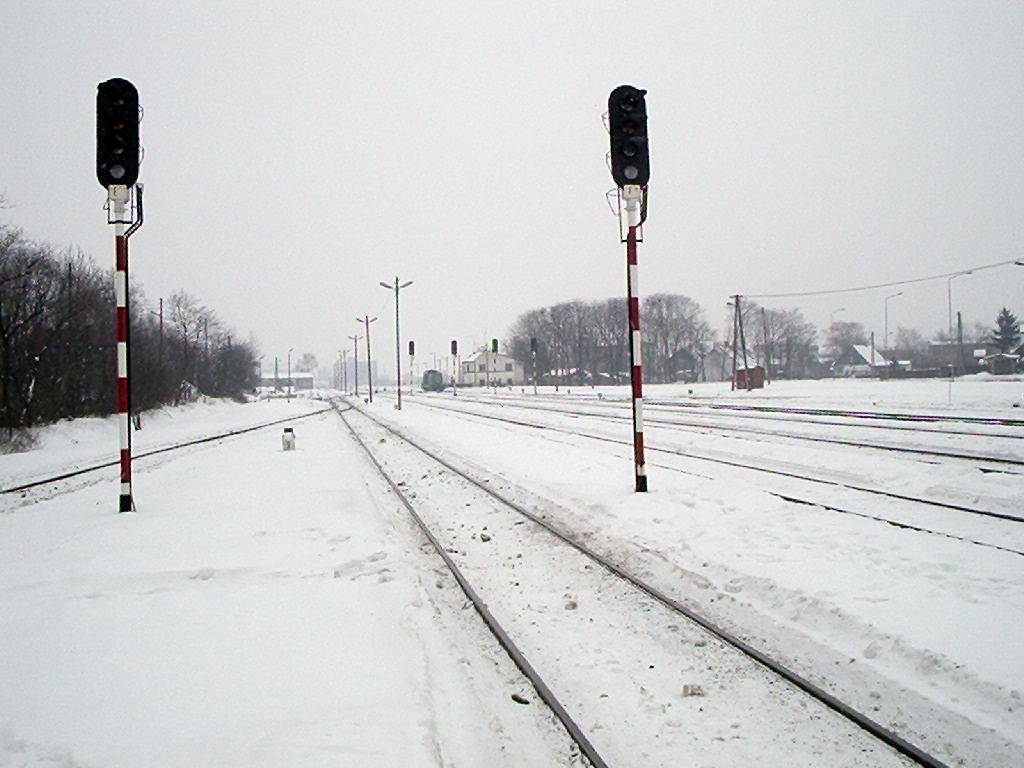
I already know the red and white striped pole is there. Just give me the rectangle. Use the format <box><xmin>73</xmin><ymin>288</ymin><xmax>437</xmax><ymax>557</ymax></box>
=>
<box><xmin>111</xmin><ymin>185</ymin><xmax>133</xmax><ymax>512</ymax></box>
<box><xmin>623</xmin><ymin>186</ymin><xmax>647</xmax><ymax>492</ymax></box>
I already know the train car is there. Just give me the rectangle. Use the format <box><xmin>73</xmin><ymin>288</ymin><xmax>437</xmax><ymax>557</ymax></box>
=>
<box><xmin>421</xmin><ymin>369</ymin><xmax>446</xmax><ymax>392</ymax></box>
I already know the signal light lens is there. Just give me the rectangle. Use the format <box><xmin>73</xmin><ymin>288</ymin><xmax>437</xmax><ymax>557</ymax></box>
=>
<box><xmin>109</xmin><ymin>164</ymin><xmax>126</xmax><ymax>179</ymax></box>
<box><xmin>624</xmin><ymin>166</ymin><xmax>639</xmax><ymax>180</ymax></box>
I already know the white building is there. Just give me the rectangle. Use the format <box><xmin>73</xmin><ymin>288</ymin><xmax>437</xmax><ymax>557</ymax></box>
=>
<box><xmin>259</xmin><ymin>371</ymin><xmax>315</xmax><ymax>392</ymax></box>
<box><xmin>460</xmin><ymin>350</ymin><xmax>524</xmax><ymax>387</ymax></box>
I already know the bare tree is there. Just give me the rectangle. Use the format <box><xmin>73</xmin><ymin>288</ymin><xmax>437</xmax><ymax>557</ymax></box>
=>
<box><xmin>825</xmin><ymin>320</ymin><xmax>867</xmax><ymax>359</ymax></box>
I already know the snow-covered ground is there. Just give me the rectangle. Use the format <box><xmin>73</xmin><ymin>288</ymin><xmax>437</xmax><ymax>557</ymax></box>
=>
<box><xmin>1</xmin><ymin>378</ymin><xmax>1021</xmax><ymax>766</ymax></box>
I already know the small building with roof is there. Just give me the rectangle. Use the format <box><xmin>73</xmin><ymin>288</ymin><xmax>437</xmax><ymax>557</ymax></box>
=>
<box><xmin>832</xmin><ymin>345</ymin><xmax>891</xmax><ymax>377</ymax></box>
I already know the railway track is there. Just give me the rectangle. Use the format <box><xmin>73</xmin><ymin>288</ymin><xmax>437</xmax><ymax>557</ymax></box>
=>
<box><xmin>475</xmin><ymin>390</ymin><xmax>1024</xmax><ymax>429</ymax></box>
<box><xmin>0</xmin><ymin>406</ymin><xmax>334</xmax><ymax>499</ymax></box>
<box><xmin>392</xmin><ymin>395</ymin><xmax>1024</xmax><ymax>557</ymax></box>
<box><xmin>435</xmin><ymin>393</ymin><xmax>1024</xmax><ymax>472</ymax></box>
<box><xmin>335</xmin><ymin>397</ymin><xmax>964</xmax><ymax>768</ymax></box>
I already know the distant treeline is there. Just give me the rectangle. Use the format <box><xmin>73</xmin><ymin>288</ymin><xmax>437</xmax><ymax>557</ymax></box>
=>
<box><xmin>0</xmin><ymin>224</ymin><xmax>259</xmax><ymax>437</ymax></box>
<box><xmin>506</xmin><ymin>294</ymin><xmax>819</xmax><ymax>385</ymax></box>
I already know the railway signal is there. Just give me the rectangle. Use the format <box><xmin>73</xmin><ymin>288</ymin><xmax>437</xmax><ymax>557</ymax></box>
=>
<box><xmin>607</xmin><ymin>85</ymin><xmax>649</xmax><ymax>189</ymax></box>
<box><xmin>451</xmin><ymin>340</ymin><xmax>459</xmax><ymax>397</ymax></box>
<box><xmin>407</xmin><ymin>340</ymin><xmax>415</xmax><ymax>396</ymax></box>
<box><xmin>607</xmin><ymin>84</ymin><xmax>650</xmax><ymax>492</ymax></box>
<box><xmin>97</xmin><ymin>78</ymin><xmax>144</xmax><ymax>513</ymax></box>
<box><xmin>96</xmin><ymin>78</ymin><xmax>140</xmax><ymax>189</ymax></box>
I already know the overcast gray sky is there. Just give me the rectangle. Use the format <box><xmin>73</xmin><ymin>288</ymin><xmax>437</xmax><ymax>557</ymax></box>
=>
<box><xmin>2</xmin><ymin>1</ymin><xmax>1022</xmax><ymax>378</ymax></box>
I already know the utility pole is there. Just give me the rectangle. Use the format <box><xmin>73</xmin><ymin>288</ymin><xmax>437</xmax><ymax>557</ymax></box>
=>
<box><xmin>729</xmin><ymin>301</ymin><xmax>738</xmax><ymax>391</ymax></box>
<box><xmin>380</xmin><ymin>278</ymin><xmax>412</xmax><ymax>410</ymax></box>
<box><xmin>884</xmin><ymin>291</ymin><xmax>902</xmax><ymax>353</ymax></box>
<box><xmin>761</xmin><ymin>308</ymin><xmax>771</xmax><ymax>384</ymax></box>
<box><xmin>287</xmin><ymin>347</ymin><xmax>293</xmax><ymax>402</ymax></box>
<box><xmin>957</xmin><ymin>311</ymin><xmax>965</xmax><ymax>375</ymax></box>
<box><xmin>158</xmin><ymin>297</ymin><xmax>163</xmax><ymax>364</ymax></box>
<box><xmin>341</xmin><ymin>349</ymin><xmax>348</xmax><ymax>392</ymax></box>
<box><xmin>357</xmin><ymin>316</ymin><xmax>378</xmax><ymax>402</ymax></box>
<box><xmin>348</xmin><ymin>334</ymin><xmax>362</xmax><ymax>397</ymax></box>
<box><xmin>730</xmin><ymin>296</ymin><xmax>751</xmax><ymax>391</ymax></box>
<box><xmin>530</xmin><ymin>337</ymin><xmax>538</xmax><ymax>395</ymax></box>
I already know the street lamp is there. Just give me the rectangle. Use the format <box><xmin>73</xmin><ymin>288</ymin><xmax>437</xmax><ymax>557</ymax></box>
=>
<box><xmin>357</xmin><ymin>316</ymin><xmax>378</xmax><ymax>402</ymax></box>
<box><xmin>380</xmin><ymin>277</ymin><xmax>413</xmax><ymax>410</ymax></box>
<box><xmin>287</xmin><ymin>347</ymin><xmax>293</xmax><ymax>402</ymax></box>
<box><xmin>883</xmin><ymin>292</ymin><xmax>902</xmax><ymax>350</ymax></box>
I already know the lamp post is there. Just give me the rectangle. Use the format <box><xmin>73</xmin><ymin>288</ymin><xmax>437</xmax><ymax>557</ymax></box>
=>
<box><xmin>286</xmin><ymin>347</ymin><xmax>293</xmax><ymax>402</ymax></box>
<box><xmin>358</xmin><ymin>316</ymin><xmax>378</xmax><ymax>402</ymax></box>
<box><xmin>883</xmin><ymin>292</ymin><xmax>902</xmax><ymax>350</ymax></box>
<box><xmin>380</xmin><ymin>277</ymin><xmax>413</xmax><ymax>410</ymax></box>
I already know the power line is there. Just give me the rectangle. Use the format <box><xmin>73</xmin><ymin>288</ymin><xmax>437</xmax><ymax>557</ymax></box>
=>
<box><xmin>745</xmin><ymin>258</ymin><xmax>1023</xmax><ymax>299</ymax></box>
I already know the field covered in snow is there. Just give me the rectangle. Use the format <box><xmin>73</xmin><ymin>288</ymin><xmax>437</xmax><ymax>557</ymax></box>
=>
<box><xmin>1</xmin><ymin>376</ymin><xmax>1021</xmax><ymax>766</ymax></box>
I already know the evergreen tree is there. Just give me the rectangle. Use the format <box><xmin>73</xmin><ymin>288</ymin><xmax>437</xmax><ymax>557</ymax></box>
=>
<box><xmin>991</xmin><ymin>307</ymin><xmax>1021</xmax><ymax>352</ymax></box>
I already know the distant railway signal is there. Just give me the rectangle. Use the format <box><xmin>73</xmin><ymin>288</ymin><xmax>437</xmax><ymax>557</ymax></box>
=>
<box><xmin>450</xmin><ymin>340</ymin><xmax>458</xmax><ymax>356</ymax></box>
<box><xmin>608</xmin><ymin>85</ymin><xmax>649</xmax><ymax>188</ymax></box>
<box><xmin>96</xmin><ymin>78</ymin><xmax>140</xmax><ymax>188</ymax></box>
<box><xmin>491</xmin><ymin>338</ymin><xmax>498</xmax><ymax>354</ymax></box>
<box><xmin>408</xmin><ymin>340</ymin><xmax>415</xmax><ymax>356</ymax></box>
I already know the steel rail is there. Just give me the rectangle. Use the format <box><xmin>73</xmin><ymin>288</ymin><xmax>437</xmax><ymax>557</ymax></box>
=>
<box><xmin>348</xmin><ymin>399</ymin><xmax>953</xmax><ymax>768</ymax></box>
<box><xmin>0</xmin><ymin>407</ymin><xmax>335</xmax><ymax>495</ymax></box>
<box><xmin>425</xmin><ymin>394</ymin><xmax>1023</xmax><ymax>467</ymax></box>
<box><xmin>333</xmin><ymin>402</ymin><xmax>610</xmax><ymax>768</ymax></box>
<box><xmin>455</xmin><ymin>390</ymin><xmax>1024</xmax><ymax>433</ymax></box>
<box><xmin>402</xmin><ymin>397</ymin><xmax>1023</xmax><ymax>523</ymax></box>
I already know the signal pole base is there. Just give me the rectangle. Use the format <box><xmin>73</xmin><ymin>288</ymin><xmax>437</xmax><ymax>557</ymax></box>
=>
<box><xmin>635</xmin><ymin>476</ymin><xmax>648</xmax><ymax>493</ymax></box>
<box><xmin>119</xmin><ymin>493</ymin><xmax>134</xmax><ymax>513</ymax></box>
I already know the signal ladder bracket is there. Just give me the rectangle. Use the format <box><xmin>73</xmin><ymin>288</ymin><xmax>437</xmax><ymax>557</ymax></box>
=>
<box><xmin>105</xmin><ymin>183</ymin><xmax>142</xmax><ymax>230</ymax></box>
<box><xmin>617</xmin><ymin>184</ymin><xmax>648</xmax><ymax>243</ymax></box>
